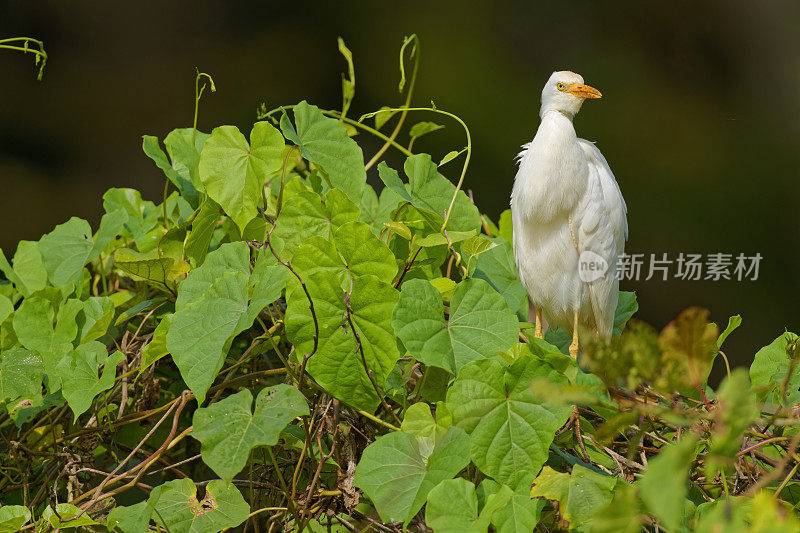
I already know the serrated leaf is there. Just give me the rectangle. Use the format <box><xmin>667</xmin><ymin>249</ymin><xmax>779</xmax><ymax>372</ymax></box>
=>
<box><xmin>149</xmin><ymin>478</ymin><xmax>249</xmax><ymax>533</ymax></box>
<box><xmin>192</xmin><ymin>385</ymin><xmax>309</xmax><ymax>481</ymax></box>
<box><xmin>56</xmin><ymin>342</ymin><xmax>124</xmax><ymax>420</ymax></box>
<box><xmin>286</xmin><ymin>272</ymin><xmax>398</xmax><ymax>410</ymax></box>
<box><xmin>199</xmin><ymin>121</ymin><xmax>285</xmax><ymax>232</ymax></box>
<box><xmin>354</xmin><ymin>426</ymin><xmax>470</xmax><ymax>526</ymax></box>
<box><xmin>392</xmin><ymin>278</ymin><xmax>518</xmax><ymax>375</ymax></box>
<box><xmin>280</xmin><ymin>100</ymin><xmax>366</xmax><ymax>204</ymax></box>
<box><xmin>638</xmin><ymin>435</ymin><xmax>697</xmax><ymax>531</ymax></box>
<box><xmin>530</xmin><ymin>465</ymin><xmax>617</xmax><ymax>528</ymax></box>
<box><xmin>447</xmin><ymin>357</ymin><xmax>572</xmax><ymax>484</ymax></box>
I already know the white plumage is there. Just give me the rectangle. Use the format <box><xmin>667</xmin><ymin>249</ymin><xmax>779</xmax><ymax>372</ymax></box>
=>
<box><xmin>511</xmin><ymin>71</ymin><xmax>627</xmax><ymax>357</ymax></box>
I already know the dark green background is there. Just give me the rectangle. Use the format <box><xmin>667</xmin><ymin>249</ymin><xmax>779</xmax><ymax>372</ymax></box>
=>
<box><xmin>2</xmin><ymin>2</ymin><xmax>798</xmax><ymax>377</ymax></box>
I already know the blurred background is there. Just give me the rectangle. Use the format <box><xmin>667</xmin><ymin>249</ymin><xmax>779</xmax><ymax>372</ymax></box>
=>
<box><xmin>2</xmin><ymin>1</ymin><xmax>798</xmax><ymax>377</ymax></box>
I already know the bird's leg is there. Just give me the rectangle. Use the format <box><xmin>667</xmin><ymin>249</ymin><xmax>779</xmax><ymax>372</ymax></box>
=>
<box><xmin>534</xmin><ymin>307</ymin><xmax>544</xmax><ymax>339</ymax></box>
<box><xmin>569</xmin><ymin>310</ymin><xmax>579</xmax><ymax>360</ymax></box>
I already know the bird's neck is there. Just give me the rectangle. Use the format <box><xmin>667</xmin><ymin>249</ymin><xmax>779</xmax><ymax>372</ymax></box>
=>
<box><xmin>539</xmin><ymin>108</ymin><xmax>576</xmax><ymax>122</ymax></box>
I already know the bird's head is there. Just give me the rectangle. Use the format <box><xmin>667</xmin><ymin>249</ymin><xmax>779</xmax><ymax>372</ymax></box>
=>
<box><xmin>540</xmin><ymin>71</ymin><xmax>602</xmax><ymax>119</ymax></box>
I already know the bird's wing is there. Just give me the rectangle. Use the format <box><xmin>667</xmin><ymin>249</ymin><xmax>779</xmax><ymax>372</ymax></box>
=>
<box><xmin>575</xmin><ymin>139</ymin><xmax>627</xmax><ymax>340</ymax></box>
<box><xmin>578</xmin><ymin>139</ymin><xmax>628</xmax><ymax>255</ymax></box>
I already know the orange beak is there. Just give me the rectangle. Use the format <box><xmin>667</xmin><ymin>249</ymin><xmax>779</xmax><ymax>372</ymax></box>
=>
<box><xmin>566</xmin><ymin>83</ymin><xmax>602</xmax><ymax>99</ymax></box>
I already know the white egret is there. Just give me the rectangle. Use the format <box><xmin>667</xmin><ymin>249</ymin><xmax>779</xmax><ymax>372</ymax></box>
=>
<box><xmin>511</xmin><ymin>71</ymin><xmax>628</xmax><ymax>359</ymax></box>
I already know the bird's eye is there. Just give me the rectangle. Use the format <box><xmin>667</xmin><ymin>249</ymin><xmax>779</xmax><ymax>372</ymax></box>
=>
<box><xmin>556</xmin><ymin>82</ymin><xmax>566</xmax><ymax>91</ymax></box>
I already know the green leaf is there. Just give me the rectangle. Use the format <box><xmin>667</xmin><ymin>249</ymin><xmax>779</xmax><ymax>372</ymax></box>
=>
<box><xmin>716</xmin><ymin>315</ymin><xmax>742</xmax><ymax>350</ymax></box>
<box><xmin>38</xmin><ymin>211</ymin><xmax>126</xmax><ymax>288</ymax></box>
<box><xmin>447</xmin><ymin>357</ymin><xmax>572</xmax><ymax>484</ymax></box>
<box><xmin>199</xmin><ymin>121</ymin><xmax>285</xmax><ymax>232</ymax></box>
<box><xmin>165</xmin><ymin>128</ymin><xmax>209</xmax><ymax>194</ymax></box>
<box><xmin>139</xmin><ymin>313</ymin><xmax>172</xmax><ymax>375</ymax></box>
<box><xmin>425</xmin><ymin>478</ymin><xmax>512</xmax><ymax>533</ymax></box>
<box><xmin>291</xmin><ymin>220</ymin><xmax>397</xmax><ymax>284</ymax></box>
<box><xmin>403</xmin><ymin>154</ymin><xmax>481</xmax><ymax>233</ymax></box>
<box><xmin>0</xmin><ymin>505</ymin><xmax>31</xmax><ymax>532</ymax></box>
<box><xmin>149</xmin><ymin>478</ymin><xmax>250</xmax><ymax>533</ymax></box>
<box><xmin>467</xmin><ymin>239</ymin><xmax>528</xmax><ymax>319</ymax></box>
<box><xmin>461</xmin><ymin>235</ymin><xmax>497</xmax><ymax>257</ymax></box>
<box><xmin>750</xmin><ymin>331</ymin><xmax>798</xmax><ymax>401</ymax></box>
<box><xmin>38</xmin><ymin>218</ymin><xmax>93</xmax><ymax>287</ymax></box>
<box><xmin>638</xmin><ymin>435</ymin><xmax>698</xmax><ymax>531</ymax></box>
<box><xmin>612</xmin><ymin>291</ymin><xmax>638</xmax><ymax>335</ymax></box>
<box><xmin>354</xmin><ymin>426</ymin><xmax>470</xmax><ymax>526</ymax></box>
<box><xmin>114</xmin><ymin>248</ymin><xmax>177</xmax><ymax>294</ymax></box>
<box><xmin>41</xmin><ymin>503</ymin><xmax>98</xmax><ymax>528</ymax></box>
<box><xmin>192</xmin><ymin>385</ymin><xmax>309</xmax><ymax>481</ymax></box>
<box><xmin>658</xmin><ymin>307</ymin><xmax>719</xmax><ymax>389</ymax></box>
<box><xmin>439</xmin><ymin>150</ymin><xmax>462</xmax><ymax>167</ymax></box>
<box><xmin>393</xmin><ymin>278</ymin><xmax>519</xmax><ymax>375</ymax></box>
<box><xmin>280</xmin><ymin>100</ymin><xmax>366</xmax><ymax>204</ymax></box>
<box><xmin>530</xmin><ymin>465</ymin><xmax>617</xmax><ymax>528</ymax></box>
<box><xmin>710</xmin><ymin>369</ymin><xmax>758</xmax><ymax>459</ymax></box>
<box><xmin>273</xmin><ymin>188</ymin><xmax>360</xmax><ymax>261</ymax></box>
<box><xmin>0</xmin><ymin>295</ymin><xmax>11</xmax><ymax>324</ymax></box>
<box><xmin>1</xmin><ymin>241</ymin><xmax>47</xmax><ymax>296</ymax></box>
<box><xmin>102</xmin><ymin>188</ymin><xmax>158</xmax><ymax>241</ymax></box>
<box><xmin>167</xmin><ymin>242</ymin><xmax>281</xmax><ymax>404</ymax></box>
<box><xmin>583</xmin><ymin>481</ymin><xmax>642</xmax><ymax>533</ymax></box>
<box><xmin>377</xmin><ymin>161</ymin><xmax>413</xmax><ymax>203</ymax></box>
<box><xmin>76</xmin><ymin>296</ymin><xmax>114</xmax><ymax>344</ymax></box>
<box><xmin>142</xmin><ymin>134</ymin><xmax>198</xmax><ymax>205</ymax></box>
<box><xmin>105</xmin><ymin>501</ymin><xmax>153</xmax><ymax>533</ymax></box>
<box><xmin>0</xmin><ymin>346</ymin><xmax>43</xmax><ymax>410</ymax></box>
<box><xmin>409</xmin><ymin>121</ymin><xmax>444</xmax><ymax>139</ymax></box>
<box><xmin>185</xmin><ymin>198</ymin><xmax>221</xmax><ymax>266</ymax></box>
<box><xmin>13</xmin><ymin>296</ymin><xmax>81</xmax><ymax>387</ymax></box>
<box><xmin>56</xmin><ymin>342</ymin><xmax>124</xmax><ymax>420</ymax></box>
<box><xmin>286</xmin><ymin>272</ymin><xmax>398</xmax><ymax>410</ymax></box>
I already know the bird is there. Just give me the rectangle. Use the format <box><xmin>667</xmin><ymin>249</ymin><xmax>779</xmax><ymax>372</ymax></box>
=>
<box><xmin>510</xmin><ymin>70</ymin><xmax>628</xmax><ymax>359</ymax></box>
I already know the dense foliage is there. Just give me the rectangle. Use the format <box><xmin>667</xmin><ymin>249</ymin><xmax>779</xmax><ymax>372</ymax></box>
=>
<box><xmin>1</xmin><ymin>36</ymin><xmax>799</xmax><ymax>532</ymax></box>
